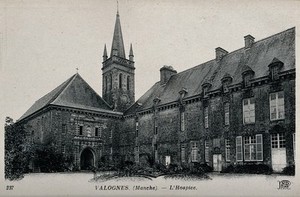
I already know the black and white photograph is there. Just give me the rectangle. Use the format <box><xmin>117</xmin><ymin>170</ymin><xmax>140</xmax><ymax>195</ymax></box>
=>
<box><xmin>0</xmin><ymin>0</ymin><xmax>299</xmax><ymax>196</ymax></box>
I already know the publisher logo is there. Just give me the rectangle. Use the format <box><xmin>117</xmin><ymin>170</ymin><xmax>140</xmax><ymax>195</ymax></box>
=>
<box><xmin>277</xmin><ymin>180</ymin><xmax>291</xmax><ymax>190</ymax></box>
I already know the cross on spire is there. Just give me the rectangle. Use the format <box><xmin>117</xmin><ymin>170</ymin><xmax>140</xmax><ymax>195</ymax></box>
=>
<box><xmin>76</xmin><ymin>67</ymin><xmax>79</xmax><ymax>73</ymax></box>
<box><xmin>117</xmin><ymin>1</ymin><xmax>119</xmax><ymax>14</ymax></box>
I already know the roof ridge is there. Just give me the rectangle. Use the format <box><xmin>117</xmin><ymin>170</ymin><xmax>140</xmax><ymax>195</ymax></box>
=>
<box><xmin>77</xmin><ymin>75</ymin><xmax>113</xmax><ymax>109</ymax></box>
<box><xmin>172</xmin><ymin>27</ymin><xmax>295</xmax><ymax>78</ymax></box>
<box><xmin>48</xmin><ymin>73</ymin><xmax>77</xmax><ymax>105</ymax></box>
<box><xmin>227</xmin><ymin>27</ymin><xmax>295</xmax><ymax>56</ymax></box>
<box><xmin>52</xmin><ymin>73</ymin><xmax>112</xmax><ymax>109</ymax></box>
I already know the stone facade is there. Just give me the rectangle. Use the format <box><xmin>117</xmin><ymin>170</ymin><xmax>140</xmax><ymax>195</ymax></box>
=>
<box><xmin>16</xmin><ymin>12</ymin><xmax>295</xmax><ymax>173</ymax></box>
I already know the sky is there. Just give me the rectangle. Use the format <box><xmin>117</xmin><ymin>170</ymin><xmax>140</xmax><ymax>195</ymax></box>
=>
<box><xmin>0</xmin><ymin>0</ymin><xmax>299</xmax><ymax>121</ymax></box>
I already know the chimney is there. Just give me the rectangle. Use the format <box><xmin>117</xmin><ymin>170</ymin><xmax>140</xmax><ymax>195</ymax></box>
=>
<box><xmin>244</xmin><ymin>35</ymin><xmax>255</xmax><ymax>49</ymax></box>
<box><xmin>160</xmin><ymin>66</ymin><xmax>177</xmax><ymax>85</ymax></box>
<box><xmin>215</xmin><ymin>47</ymin><xmax>228</xmax><ymax>61</ymax></box>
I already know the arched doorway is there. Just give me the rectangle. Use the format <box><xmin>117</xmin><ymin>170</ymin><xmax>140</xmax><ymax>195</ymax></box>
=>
<box><xmin>80</xmin><ymin>148</ymin><xmax>95</xmax><ymax>170</ymax></box>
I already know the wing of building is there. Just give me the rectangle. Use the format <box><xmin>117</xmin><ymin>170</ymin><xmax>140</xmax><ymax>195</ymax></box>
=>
<box><xmin>17</xmin><ymin>11</ymin><xmax>295</xmax><ymax>173</ymax></box>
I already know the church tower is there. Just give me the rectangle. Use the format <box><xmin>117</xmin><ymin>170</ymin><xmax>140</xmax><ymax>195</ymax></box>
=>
<box><xmin>102</xmin><ymin>11</ymin><xmax>135</xmax><ymax>112</ymax></box>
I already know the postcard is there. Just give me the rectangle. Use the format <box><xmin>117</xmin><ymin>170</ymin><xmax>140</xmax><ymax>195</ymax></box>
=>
<box><xmin>0</xmin><ymin>0</ymin><xmax>299</xmax><ymax>196</ymax></box>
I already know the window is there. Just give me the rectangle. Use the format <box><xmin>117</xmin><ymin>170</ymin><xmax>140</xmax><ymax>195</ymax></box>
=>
<box><xmin>244</xmin><ymin>134</ymin><xmax>263</xmax><ymax>161</ymax></box>
<box><xmin>271</xmin><ymin>66</ymin><xmax>279</xmax><ymax>80</ymax></box>
<box><xmin>154</xmin><ymin>121</ymin><xmax>158</xmax><ymax>135</ymax></box>
<box><xmin>205</xmin><ymin>141</ymin><xmax>209</xmax><ymax>162</ymax></box>
<box><xmin>109</xmin><ymin>130</ymin><xmax>113</xmax><ymax>138</ymax></box>
<box><xmin>119</xmin><ymin>73</ymin><xmax>123</xmax><ymax>89</ymax></box>
<box><xmin>136</xmin><ymin>121</ymin><xmax>139</xmax><ymax>137</ymax></box>
<box><xmin>135</xmin><ymin>146</ymin><xmax>139</xmax><ymax>162</ymax></box>
<box><xmin>243</xmin><ymin>98</ymin><xmax>255</xmax><ymax>124</ymax></box>
<box><xmin>181</xmin><ymin>144</ymin><xmax>185</xmax><ymax>162</ymax></box>
<box><xmin>31</xmin><ymin>131</ymin><xmax>34</xmax><ymax>143</ymax></box>
<box><xmin>223</xmin><ymin>81</ymin><xmax>229</xmax><ymax>93</ymax></box>
<box><xmin>62</xmin><ymin>145</ymin><xmax>66</xmax><ymax>154</ymax></box>
<box><xmin>225</xmin><ymin>139</ymin><xmax>230</xmax><ymax>161</ymax></box>
<box><xmin>244</xmin><ymin>74</ymin><xmax>251</xmax><ymax>87</ymax></box>
<box><xmin>127</xmin><ymin>76</ymin><xmax>130</xmax><ymax>90</ymax></box>
<box><xmin>203</xmin><ymin>87</ymin><xmax>208</xmax><ymax>96</ymax></box>
<box><xmin>95</xmin><ymin>127</ymin><xmax>99</xmax><ymax>136</ymax></box>
<box><xmin>191</xmin><ymin>142</ymin><xmax>198</xmax><ymax>162</ymax></box>
<box><xmin>110</xmin><ymin>74</ymin><xmax>112</xmax><ymax>90</ymax></box>
<box><xmin>110</xmin><ymin>147</ymin><xmax>113</xmax><ymax>154</ymax></box>
<box><xmin>244</xmin><ymin>136</ymin><xmax>255</xmax><ymax>161</ymax></box>
<box><xmin>271</xmin><ymin>133</ymin><xmax>285</xmax><ymax>148</ymax></box>
<box><xmin>79</xmin><ymin>125</ymin><xmax>83</xmax><ymax>135</ymax></box>
<box><xmin>213</xmin><ymin>138</ymin><xmax>220</xmax><ymax>147</ymax></box>
<box><xmin>86</xmin><ymin>126</ymin><xmax>91</xmax><ymax>137</ymax></box>
<box><xmin>62</xmin><ymin>124</ymin><xmax>66</xmax><ymax>134</ymax></box>
<box><xmin>270</xmin><ymin>92</ymin><xmax>285</xmax><ymax>120</ymax></box>
<box><xmin>224</xmin><ymin>102</ymin><xmax>230</xmax><ymax>126</ymax></box>
<box><xmin>181</xmin><ymin>112</ymin><xmax>185</xmax><ymax>131</ymax></box>
<box><xmin>204</xmin><ymin>107</ymin><xmax>209</xmax><ymax>128</ymax></box>
<box><xmin>154</xmin><ymin>144</ymin><xmax>158</xmax><ymax>161</ymax></box>
<box><xmin>236</xmin><ymin>136</ymin><xmax>243</xmax><ymax>161</ymax></box>
<box><xmin>105</xmin><ymin>76</ymin><xmax>108</xmax><ymax>92</ymax></box>
<box><xmin>293</xmin><ymin>133</ymin><xmax>295</xmax><ymax>160</ymax></box>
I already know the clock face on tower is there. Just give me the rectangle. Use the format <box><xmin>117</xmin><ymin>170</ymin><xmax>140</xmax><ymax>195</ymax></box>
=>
<box><xmin>121</xmin><ymin>94</ymin><xmax>128</xmax><ymax>104</ymax></box>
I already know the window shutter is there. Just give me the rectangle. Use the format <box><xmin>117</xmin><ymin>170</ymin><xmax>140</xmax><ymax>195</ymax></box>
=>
<box><xmin>256</xmin><ymin>134</ymin><xmax>263</xmax><ymax>161</ymax></box>
<box><xmin>236</xmin><ymin>136</ymin><xmax>243</xmax><ymax>161</ymax></box>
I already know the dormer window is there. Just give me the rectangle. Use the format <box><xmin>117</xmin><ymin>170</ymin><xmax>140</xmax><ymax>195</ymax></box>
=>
<box><xmin>271</xmin><ymin>66</ymin><xmax>279</xmax><ymax>80</ymax></box>
<box><xmin>268</xmin><ymin>58</ymin><xmax>283</xmax><ymax>81</ymax></box>
<box><xmin>153</xmin><ymin>97</ymin><xmax>161</xmax><ymax>107</ymax></box>
<box><xmin>244</xmin><ymin>74</ymin><xmax>251</xmax><ymax>87</ymax></box>
<box><xmin>221</xmin><ymin>73</ymin><xmax>232</xmax><ymax>93</ymax></box>
<box><xmin>179</xmin><ymin>88</ymin><xmax>187</xmax><ymax>105</ymax></box>
<box><xmin>241</xmin><ymin>65</ymin><xmax>254</xmax><ymax>88</ymax></box>
<box><xmin>202</xmin><ymin>82</ymin><xmax>212</xmax><ymax>97</ymax></box>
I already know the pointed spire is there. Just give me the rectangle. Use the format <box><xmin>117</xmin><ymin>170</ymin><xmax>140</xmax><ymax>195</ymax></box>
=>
<box><xmin>110</xmin><ymin>10</ymin><xmax>126</xmax><ymax>58</ymax></box>
<box><xmin>129</xmin><ymin>43</ymin><xmax>134</xmax><ymax>61</ymax></box>
<box><xmin>103</xmin><ymin>44</ymin><xmax>108</xmax><ymax>61</ymax></box>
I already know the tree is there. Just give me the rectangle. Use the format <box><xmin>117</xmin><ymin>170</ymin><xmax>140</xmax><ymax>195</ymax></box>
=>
<box><xmin>5</xmin><ymin>120</ymin><xmax>28</xmax><ymax>180</ymax></box>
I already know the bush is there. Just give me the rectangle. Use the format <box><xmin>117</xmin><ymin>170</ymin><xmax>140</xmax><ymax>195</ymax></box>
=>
<box><xmin>197</xmin><ymin>163</ymin><xmax>213</xmax><ymax>173</ymax></box>
<box><xmin>221</xmin><ymin>164</ymin><xmax>273</xmax><ymax>174</ymax></box>
<box><xmin>30</xmin><ymin>144</ymin><xmax>69</xmax><ymax>172</ymax></box>
<box><xmin>282</xmin><ymin>165</ymin><xmax>295</xmax><ymax>175</ymax></box>
<box><xmin>5</xmin><ymin>122</ymin><xmax>28</xmax><ymax>180</ymax></box>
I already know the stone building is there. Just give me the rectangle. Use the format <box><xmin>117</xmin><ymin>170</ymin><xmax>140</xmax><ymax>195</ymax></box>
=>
<box><xmin>17</xmin><ymin>11</ymin><xmax>295</xmax><ymax>172</ymax></box>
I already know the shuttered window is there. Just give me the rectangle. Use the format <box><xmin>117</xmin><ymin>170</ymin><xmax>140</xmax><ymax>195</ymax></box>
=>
<box><xmin>181</xmin><ymin>112</ymin><xmax>185</xmax><ymax>131</ymax></box>
<box><xmin>204</xmin><ymin>107</ymin><xmax>209</xmax><ymax>128</ymax></box>
<box><xmin>256</xmin><ymin>134</ymin><xmax>263</xmax><ymax>161</ymax></box>
<box><xmin>205</xmin><ymin>141</ymin><xmax>210</xmax><ymax>162</ymax></box>
<box><xmin>224</xmin><ymin>102</ymin><xmax>230</xmax><ymax>125</ymax></box>
<box><xmin>191</xmin><ymin>142</ymin><xmax>198</xmax><ymax>162</ymax></box>
<box><xmin>225</xmin><ymin>139</ymin><xmax>231</xmax><ymax>161</ymax></box>
<box><xmin>236</xmin><ymin>136</ymin><xmax>243</xmax><ymax>161</ymax></box>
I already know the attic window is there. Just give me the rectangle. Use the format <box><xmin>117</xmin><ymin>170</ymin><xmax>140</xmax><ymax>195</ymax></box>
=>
<box><xmin>221</xmin><ymin>74</ymin><xmax>232</xmax><ymax>93</ymax></box>
<box><xmin>271</xmin><ymin>66</ymin><xmax>279</xmax><ymax>81</ymax></box>
<box><xmin>202</xmin><ymin>82</ymin><xmax>211</xmax><ymax>97</ymax></box>
<box><xmin>241</xmin><ymin>65</ymin><xmax>254</xmax><ymax>88</ymax></box>
<box><xmin>268</xmin><ymin>58</ymin><xmax>283</xmax><ymax>81</ymax></box>
<box><xmin>223</xmin><ymin>82</ymin><xmax>228</xmax><ymax>93</ymax></box>
<box><xmin>244</xmin><ymin>74</ymin><xmax>251</xmax><ymax>88</ymax></box>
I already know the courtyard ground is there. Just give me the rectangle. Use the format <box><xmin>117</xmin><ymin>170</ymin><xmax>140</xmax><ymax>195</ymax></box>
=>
<box><xmin>2</xmin><ymin>172</ymin><xmax>299</xmax><ymax>197</ymax></box>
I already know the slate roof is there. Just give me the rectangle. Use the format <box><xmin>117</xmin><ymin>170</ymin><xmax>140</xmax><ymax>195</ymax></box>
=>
<box><xmin>125</xmin><ymin>27</ymin><xmax>295</xmax><ymax>115</ymax></box>
<box><xmin>18</xmin><ymin>73</ymin><xmax>119</xmax><ymax>122</ymax></box>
